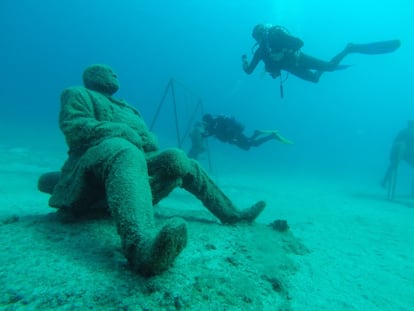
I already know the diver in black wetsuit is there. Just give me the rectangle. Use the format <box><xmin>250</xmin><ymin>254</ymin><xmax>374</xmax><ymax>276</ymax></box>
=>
<box><xmin>242</xmin><ymin>24</ymin><xmax>401</xmax><ymax>83</ymax></box>
<box><xmin>187</xmin><ymin>113</ymin><xmax>292</xmax><ymax>159</ymax></box>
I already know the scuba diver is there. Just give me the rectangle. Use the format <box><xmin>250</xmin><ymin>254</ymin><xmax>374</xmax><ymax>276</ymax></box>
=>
<box><xmin>242</xmin><ymin>24</ymin><xmax>401</xmax><ymax>85</ymax></box>
<box><xmin>188</xmin><ymin>113</ymin><xmax>293</xmax><ymax>159</ymax></box>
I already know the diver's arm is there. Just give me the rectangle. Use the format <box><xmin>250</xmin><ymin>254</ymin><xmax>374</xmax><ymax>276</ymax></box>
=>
<box><xmin>242</xmin><ymin>49</ymin><xmax>262</xmax><ymax>74</ymax></box>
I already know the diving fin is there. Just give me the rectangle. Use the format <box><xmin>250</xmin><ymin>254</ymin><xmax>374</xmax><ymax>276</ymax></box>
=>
<box><xmin>275</xmin><ymin>133</ymin><xmax>294</xmax><ymax>145</ymax></box>
<box><xmin>257</xmin><ymin>130</ymin><xmax>294</xmax><ymax>145</ymax></box>
<box><xmin>347</xmin><ymin>40</ymin><xmax>401</xmax><ymax>55</ymax></box>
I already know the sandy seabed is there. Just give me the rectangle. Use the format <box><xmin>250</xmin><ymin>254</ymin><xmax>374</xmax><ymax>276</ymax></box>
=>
<box><xmin>0</xmin><ymin>145</ymin><xmax>413</xmax><ymax>311</ymax></box>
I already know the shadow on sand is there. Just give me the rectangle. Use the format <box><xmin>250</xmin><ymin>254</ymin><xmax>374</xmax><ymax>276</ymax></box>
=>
<box><xmin>351</xmin><ymin>192</ymin><xmax>414</xmax><ymax>209</ymax></box>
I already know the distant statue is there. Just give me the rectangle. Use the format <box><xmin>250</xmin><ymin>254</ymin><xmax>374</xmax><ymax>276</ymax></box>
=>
<box><xmin>381</xmin><ymin>120</ymin><xmax>414</xmax><ymax>199</ymax></box>
<box><xmin>187</xmin><ymin>121</ymin><xmax>207</xmax><ymax>160</ymax></box>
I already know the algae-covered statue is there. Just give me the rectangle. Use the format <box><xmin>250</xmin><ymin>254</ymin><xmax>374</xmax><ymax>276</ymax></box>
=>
<box><xmin>38</xmin><ymin>64</ymin><xmax>265</xmax><ymax>276</ymax></box>
<box><xmin>381</xmin><ymin>120</ymin><xmax>414</xmax><ymax>199</ymax></box>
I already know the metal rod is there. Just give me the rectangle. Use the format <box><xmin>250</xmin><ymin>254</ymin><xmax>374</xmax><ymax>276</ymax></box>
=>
<box><xmin>149</xmin><ymin>79</ymin><xmax>172</xmax><ymax>131</ymax></box>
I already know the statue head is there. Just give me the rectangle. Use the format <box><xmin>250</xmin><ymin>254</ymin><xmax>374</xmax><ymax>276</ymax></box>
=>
<box><xmin>82</xmin><ymin>64</ymin><xmax>120</xmax><ymax>95</ymax></box>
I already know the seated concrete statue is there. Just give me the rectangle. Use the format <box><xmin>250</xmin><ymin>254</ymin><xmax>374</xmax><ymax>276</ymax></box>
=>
<box><xmin>38</xmin><ymin>64</ymin><xmax>266</xmax><ymax>276</ymax></box>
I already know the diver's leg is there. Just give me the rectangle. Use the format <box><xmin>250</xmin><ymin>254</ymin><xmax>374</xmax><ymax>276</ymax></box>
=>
<box><xmin>92</xmin><ymin>138</ymin><xmax>187</xmax><ymax>276</ymax></box>
<box><xmin>329</xmin><ymin>46</ymin><xmax>350</xmax><ymax>66</ymax></box>
<box><xmin>148</xmin><ymin>148</ymin><xmax>265</xmax><ymax>223</ymax></box>
<box><xmin>297</xmin><ymin>52</ymin><xmax>338</xmax><ymax>71</ymax></box>
<box><xmin>286</xmin><ymin>64</ymin><xmax>321</xmax><ymax>83</ymax></box>
<box><xmin>249</xmin><ymin>135</ymin><xmax>275</xmax><ymax>147</ymax></box>
<box><xmin>287</xmin><ymin>50</ymin><xmax>351</xmax><ymax>82</ymax></box>
<box><xmin>234</xmin><ymin>135</ymin><xmax>251</xmax><ymax>150</ymax></box>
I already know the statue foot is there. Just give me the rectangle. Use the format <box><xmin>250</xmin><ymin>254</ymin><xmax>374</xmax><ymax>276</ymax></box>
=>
<box><xmin>130</xmin><ymin>218</ymin><xmax>188</xmax><ymax>277</ymax></box>
<box><xmin>239</xmin><ymin>200</ymin><xmax>266</xmax><ymax>222</ymax></box>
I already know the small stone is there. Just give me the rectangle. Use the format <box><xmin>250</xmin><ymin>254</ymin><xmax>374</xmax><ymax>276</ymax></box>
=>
<box><xmin>268</xmin><ymin>219</ymin><xmax>289</xmax><ymax>232</ymax></box>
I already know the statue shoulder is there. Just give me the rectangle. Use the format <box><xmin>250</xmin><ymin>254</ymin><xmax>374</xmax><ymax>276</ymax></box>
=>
<box><xmin>60</xmin><ymin>86</ymin><xmax>90</xmax><ymax>102</ymax></box>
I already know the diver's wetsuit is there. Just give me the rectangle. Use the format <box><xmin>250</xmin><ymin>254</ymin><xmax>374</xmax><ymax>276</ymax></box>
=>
<box><xmin>243</xmin><ymin>27</ymin><xmax>349</xmax><ymax>83</ymax></box>
<box><xmin>203</xmin><ymin>116</ymin><xmax>274</xmax><ymax>150</ymax></box>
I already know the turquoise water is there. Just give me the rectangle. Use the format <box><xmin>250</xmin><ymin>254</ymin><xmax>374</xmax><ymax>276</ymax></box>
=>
<box><xmin>1</xmin><ymin>0</ymin><xmax>412</xmax><ymax>174</ymax></box>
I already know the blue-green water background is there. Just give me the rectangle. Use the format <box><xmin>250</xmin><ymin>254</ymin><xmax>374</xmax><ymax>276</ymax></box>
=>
<box><xmin>1</xmin><ymin>0</ymin><xmax>413</xmax><ymax>184</ymax></box>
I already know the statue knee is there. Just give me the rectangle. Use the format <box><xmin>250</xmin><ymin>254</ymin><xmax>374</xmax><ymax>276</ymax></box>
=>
<box><xmin>158</xmin><ymin>148</ymin><xmax>191</xmax><ymax>177</ymax></box>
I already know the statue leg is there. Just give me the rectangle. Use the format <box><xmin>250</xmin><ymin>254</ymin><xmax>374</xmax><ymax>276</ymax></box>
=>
<box><xmin>99</xmin><ymin>139</ymin><xmax>187</xmax><ymax>276</ymax></box>
<box><xmin>147</xmin><ymin>148</ymin><xmax>265</xmax><ymax>224</ymax></box>
<box><xmin>49</xmin><ymin>139</ymin><xmax>186</xmax><ymax>276</ymax></box>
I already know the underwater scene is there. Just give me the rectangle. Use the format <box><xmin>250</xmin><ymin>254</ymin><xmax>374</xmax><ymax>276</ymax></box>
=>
<box><xmin>0</xmin><ymin>0</ymin><xmax>413</xmax><ymax>310</ymax></box>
